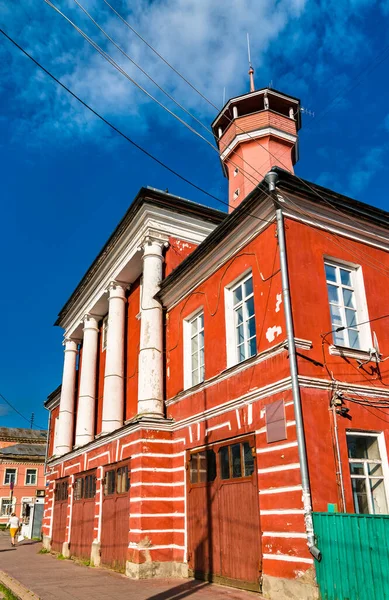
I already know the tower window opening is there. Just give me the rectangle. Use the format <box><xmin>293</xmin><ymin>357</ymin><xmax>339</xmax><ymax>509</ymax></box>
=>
<box><xmin>234</xmin><ymin>188</ymin><xmax>240</xmax><ymax>199</ymax></box>
<box><xmin>234</xmin><ymin>168</ymin><xmax>239</xmax><ymax>177</ymax></box>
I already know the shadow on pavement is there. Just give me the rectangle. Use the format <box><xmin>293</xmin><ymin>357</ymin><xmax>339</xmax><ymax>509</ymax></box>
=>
<box><xmin>146</xmin><ymin>580</ymin><xmax>210</xmax><ymax>600</ymax></box>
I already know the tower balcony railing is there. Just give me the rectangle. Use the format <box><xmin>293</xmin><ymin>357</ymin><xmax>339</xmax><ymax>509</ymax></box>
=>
<box><xmin>218</xmin><ymin>109</ymin><xmax>297</xmax><ymax>152</ymax></box>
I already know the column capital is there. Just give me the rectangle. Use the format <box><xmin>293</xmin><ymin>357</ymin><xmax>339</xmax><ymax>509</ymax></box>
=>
<box><xmin>137</xmin><ymin>234</ymin><xmax>169</xmax><ymax>258</ymax></box>
<box><xmin>62</xmin><ymin>337</ymin><xmax>80</xmax><ymax>351</ymax></box>
<box><xmin>106</xmin><ymin>280</ymin><xmax>130</xmax><ymax>301</ymax></box>
<box><xmin>82</xmin><ymin>313</ymin><xmax>99</xmax><ymax>332</ymax></box>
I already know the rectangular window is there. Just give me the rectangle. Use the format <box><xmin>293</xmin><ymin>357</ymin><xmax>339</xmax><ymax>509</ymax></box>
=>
<box><xmin>184</xmin><ymin>310</ymin><xmax>205</xmax><ymax>389</ymax></box>
<box><xmin>218</xmin><ymin>441</ymin><xmax>255</xmax><ymax>480</ymax></box>
<box><xmin>347</xmin><ymin>432</ymin><xmax>389</xmax><ymax>515</ymax></box>
<box><xmin>4</xmin><ymin>469</ymin><xmax>16</xmax><ymax>485</ymax></box>
<box><xmin>25</xmin><ymin>469</ymin><xmax>37</xmax><ymax>485</ymax></box>
<box><xmin>226</xmin><ymin>272</ymin><xmax>256</xmax><ymax>366</ymax></box>
<box><xmin>324</xmin><ymin>261</ymin><xmax>370</xmax><ymax>350</ymax></box>
<box><xmin>0</xmin><ymin>499</ymin><xmax>11</xmax><ymax>516</ymax></box>
<box><xmin>102</xmin><ymin>315</ymin><xmax>109</xmax><ymax>351</ymax></box>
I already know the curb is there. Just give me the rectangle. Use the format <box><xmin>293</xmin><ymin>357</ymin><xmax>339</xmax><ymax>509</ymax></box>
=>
<box><xmin>0</xmin><ymin>572</ymin><xmax>40</xmax><ymax>600</ymax></box>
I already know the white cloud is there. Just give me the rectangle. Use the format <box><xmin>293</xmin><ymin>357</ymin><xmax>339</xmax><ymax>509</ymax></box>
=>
<box><xmin>0</xmin><ymin>0</ymin><xmax>379</xmax><ymax>147</ymax></box>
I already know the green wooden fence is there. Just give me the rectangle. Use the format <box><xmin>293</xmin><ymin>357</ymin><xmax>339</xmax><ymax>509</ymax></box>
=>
<box><xmin>312</xmin><ymin>512</ymin><xmax>389</xmax><ymax>600</ymax></box>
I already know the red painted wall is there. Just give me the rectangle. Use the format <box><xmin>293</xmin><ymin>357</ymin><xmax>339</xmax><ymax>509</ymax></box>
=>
<box><xmin>125</xmin><ymin>278</ymin><xmax>141</xmax><ymax>421</ymax></box>
<box><xmin>165</xmin><ymin>237</ymin><xmax>198</xmax><ymax>277</ymax></box>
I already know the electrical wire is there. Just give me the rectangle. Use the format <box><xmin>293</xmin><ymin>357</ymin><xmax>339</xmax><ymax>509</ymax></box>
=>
<box><xmin>0</xmin><ymin>27</ymin><xmax>274</xmax><ymax>223</ymax></box>
<box><xmin>45</xmin><ymin>0</ymin><xmax>389</xmax><ymax>268</ymax></box>
<box><xmin>102</xmin><ymin>0</ymin><xmax>389</xmax><ymax>244</ymax></box>
<box><xmin>0</xmin><ymin>392</ymin><xmax>46</xmax><ymax>430</ymax></box>
<box><xmin>44</xmin><ymin>0</ymin><xmax>266</xmax><ymax>197</ymax></box>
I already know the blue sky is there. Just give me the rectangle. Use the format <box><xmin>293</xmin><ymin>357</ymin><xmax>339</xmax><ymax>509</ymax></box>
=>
<box><xmin>0</xmin><ymin>0</ymin><xmax>389</xmax><ymax>430</ymax></box>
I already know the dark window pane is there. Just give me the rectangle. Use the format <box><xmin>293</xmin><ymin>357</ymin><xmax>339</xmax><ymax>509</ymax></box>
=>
<box><xmin>243</xmin><ymin>442</ymin><xmax>255</xmax><ymax>476</ymax></box>
<box><xmin>247</xmin><ymin>316</ymin><xmax>256</xmax><ymax>338</ymax></box>
<box><xmin>189</xmin><ymin>455</ymin><xmax>198</xmax><ymax>484</ymax></box>
<box><xmin>351</xmin><ymin>478</ymin><xmax>369</xmax><ymax>514</ymax></box>
<box><xmin>327</xmin><ymin>283</ymin><xmax>339</xmax><ymax>304</ymax></box>
<box><xmin>207</xmin><ymin>450</ymin><xmax>216</xmax><ymax>482</ymax></box>
<box><xmin>105</xmin><ymin>470</ymin><xmax>115</xmax><ymax>495</ymax></box>
<box><xmin>325</xmin><ymin>264</ymin><xmax>336</xmax><ymax>282</ymax></box>
<box><xmin>350</xmin><ymin>463</ymin><xmax>364</xmax><ymax>475</ymax></box>
<box><xmin>246</xmin><ymin>297</ymin><xmax>255</xmax><ymax>318</ymax></box>
<box><xmin>244</xmin><ymin>276</ymin><xmax>253</xmax><ymax>297</ymax></box>
<box><xmin>347</xmin><ymin>436</ymin><xmax>380</xmax><ymax>460</ymax></box>
<box><xmin>220</xmin><ymin>446</ymin><xmax>230</xmax><ymax>479</ymax></box>
<box><xmin>340</xmin><ymin>269</ymin><xmax>352</xmax><ymax>286</ymax></box>
<box><xmin>249</xmin><ymin>335</ymin><xmax>257</xmax><ymax>357</ymax></box>
<box><xmin>233</xmin><ymin>286</ymin><xmax>242</xmax><ymax>305</ymax></box>
<box><xmin>231</xmin><ymin>444</ymin><xmax>242</xmax><ymax>478</ymax></box>
<box><xmin>198</xmin><ymin>452</ymin><xmax>207</xmax><ymax>483</ymax></box>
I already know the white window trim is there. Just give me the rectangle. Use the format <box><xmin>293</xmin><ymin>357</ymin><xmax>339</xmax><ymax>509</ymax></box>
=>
<box><xmin>346</xmin><ymin>430</ymin><xmax>389</xmax><ymax>514</ymax></box>
<box><xmin>3</xmin><ymin>468</ymin><xmax>18</xmax><ymax>486</ymax></box>
<box><xmin>102</xmin><ymin>315</ymin><xmax>108</xmax><ymax>351</ymax></box>
<box><xmin>0</xmin><ymin>496</ymin><xmax>16</xmax><ymax>517</ymax></box>
<box><xmin>25</xmin><ymin>468</ymin><xmax>38</xmax><ymax>486</ymax></box>
<box><xmin>183</xmin><ymin>308</ymin><xmax>205</xmax><ymax>390</ymax></box>
<box><xmin>225</xmin><ymin>269</ymin><xmax>255</xmax><ymax>369</ymax></box>
<box><xmin>324</xmin><ymin>257</ymin><xmax>372</xmax><ymax>352</ymax></box>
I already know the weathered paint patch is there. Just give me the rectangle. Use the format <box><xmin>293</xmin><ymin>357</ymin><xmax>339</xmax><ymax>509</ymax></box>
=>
<box><xmin>266</xmin><ymin>325</ymin><xmax>282</xmax><ymax>342</ymax></box>
<box><xmin>275</xmin><ymin>293</ymin><xmax>282</xmax><ymax>312</ymax></box>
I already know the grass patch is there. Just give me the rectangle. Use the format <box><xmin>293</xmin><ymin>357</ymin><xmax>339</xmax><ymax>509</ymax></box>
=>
<box><xmin>57</xmin><ymin>553</ymin><xmax>69</xmax><ymax>560</ymax></box>
<box><xmin>0</xmin><ymin>583</ymin><xmax>19</xmax><ymax>600</ymax></box>
<box><xmin>38</xmin><ymin>548</ymin><xmax>50</xmax><ymax>554</ymax></box>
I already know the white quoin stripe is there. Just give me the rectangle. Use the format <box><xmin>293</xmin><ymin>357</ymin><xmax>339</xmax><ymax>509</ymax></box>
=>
<box><xmin>261</xmin><ymin>509</ymin><xmax>304</xmax><ymax>515</ymax></box>
<box><xmin>258</xmin><ymin>463</ymin><xmax>300</xmax><ymax>474</ymax></box>
<box><xmin>130</xmin><ymin>482</ymin><xmax>184</xmax><ymax>488</ymax></box>
<box><xmin>247</xmin><ymin>403</ymin><xmax>253</xmax><ymax>425</ymax></box>
<box><xmin>130</xmin><ymin>467</ymin><xmax>185</xmax><ymax>473</ymax></box>
<box><xmin>128</xmin><ymin>543</ymin><xmax>185</xmax><ymax>550</ymax></box>
<box><xmin>262</xmin><ymin>531</ymin><xmax>307</xmax><ymax>539</ymax></box>
<box><xmin>256</xmin><ymin>441</ymin><xmax>298</xmax><ymax>454</ymax></box>
<box><xmin>131</xmin><ymin>452</ymin><xmax>185</xmax><ymax>459</ymax></box>
<box><xmin>259</xmin><ymin>485</ymin><xmax>303</xmax><ymax>495</ymax></box>
<box><xmin>130</xmin><ymin>513</ymin><xmax>185</xmax><ymax>518</ymax></box>
<box><xmin>235</xmin><ymin>409</ymin><xmax>241</xmax><ymax>429</ymax></box>
<box><xmin>87</xmin><ymin>451</ymin><xmax>110</xmax><ymax>466</ymax></box>
<box><xmin>263</xmin><ymin>553</ymin><xmax>313</xmax><ymax>564</ymax></box>
<box><xmin>130</xmin><ymin>497</ymin><xmax>185</xmax><ymax>502</ymax></box>
<box><xmin>205</xmin><ymin>422</ymin><xmax>231</xmax><ymax>434</ymax></box>
<box><xmin>188</xmin><ymin>426</ymin><xmax>193</xmax><ymax>443</ymax></box>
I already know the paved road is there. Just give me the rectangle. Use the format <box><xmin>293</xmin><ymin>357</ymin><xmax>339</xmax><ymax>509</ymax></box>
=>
<box><xmin>0</xmin><ymin>533</ymin><xmax>262</xmax><ymax>600</ymax></box>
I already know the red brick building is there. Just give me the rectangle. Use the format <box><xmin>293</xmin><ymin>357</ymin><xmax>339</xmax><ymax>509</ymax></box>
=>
<box><xmin>0</xmin><ymin>427</ymin><xmax>47</xmax><ymax>538</ymax></box>
<box><xmin>43</xmin><ymin>84</ymin><xmax>389</xmax><ymax>599</ymax></box>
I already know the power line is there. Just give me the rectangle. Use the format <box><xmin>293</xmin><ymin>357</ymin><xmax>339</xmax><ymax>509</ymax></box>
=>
<box><xmin>0</xmin><ymin>392</ymin><xmax>46</xmax><ymax>430</ymax></box>
<box><xmin>102</xmin><ymin>0</ymin><xmax>389</xmax><ymax>258</ymax></box>
<box><xmin>44</xmin><ymin>0</ymin><xmax>265</xmax><ymax>194</ymax></box>
<box><xmin>0</xmin><ymin>28</ymin><xmax>274</xmax><ymax>224</ymax></box>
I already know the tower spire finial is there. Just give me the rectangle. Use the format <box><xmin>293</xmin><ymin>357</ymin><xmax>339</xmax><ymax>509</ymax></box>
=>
<box><xmin>247</xmin><ymin>33</ymin><xmax>255</xmax><ymax>92</ymax></box>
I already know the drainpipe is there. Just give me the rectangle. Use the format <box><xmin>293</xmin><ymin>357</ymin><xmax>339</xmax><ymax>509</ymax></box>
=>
<box><xmin>264</xmin><ymin>171</ymin><xmax>321</xmax><ymax>562</ymax></box>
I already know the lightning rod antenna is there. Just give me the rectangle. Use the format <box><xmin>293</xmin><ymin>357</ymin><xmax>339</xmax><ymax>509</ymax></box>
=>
<box><xmin>247</xmin><ymin>33</ymin><xmax>255</xmax><ymax>92</ymax></box>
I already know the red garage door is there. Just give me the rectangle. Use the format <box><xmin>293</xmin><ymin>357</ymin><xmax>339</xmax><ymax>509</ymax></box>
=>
<box><xmin>101</xmin><ymin>462</ymin><xmax>130</xmax><ymax>571</ymax></box>
<box><xmin>52</xmin><ymin>478</ymin><xmax>69</xmax><ymax>553</ymax></box>
<box><xmin>187</xmin><ymin>436</ymin><xmax>261</xmax><ymax>591</ymax></box>
<box><xmin>70</xmin><ymin>470</ymin><xmax>97</xmax><ymax>560</ymax></box>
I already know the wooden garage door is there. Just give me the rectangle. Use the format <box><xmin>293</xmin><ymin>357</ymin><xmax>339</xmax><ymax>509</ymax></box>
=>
<box><xmin>187</xmin><ymin>436</ymin><xmax>261</xmax><ymax>591</ymax></box>
<box><xmin>70</xmin><ymin>470</ymin><xmax>97</xmax><ymax>560</ymax></box>
<box><xmin>52</xmin><ymin>478</ymin><xmax>69</xmax><ymax>553</ymax></box>
<box><xmin>101</xmin><ymin>462</ymin><xmax>130</xmax><ymax>571</ymax></box>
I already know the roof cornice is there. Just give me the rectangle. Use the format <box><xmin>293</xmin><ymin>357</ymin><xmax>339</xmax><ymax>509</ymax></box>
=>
<box><xmin>56</xmin><ymin>189</ymin><xmax>225</xmax><ymax>333</ymax></box>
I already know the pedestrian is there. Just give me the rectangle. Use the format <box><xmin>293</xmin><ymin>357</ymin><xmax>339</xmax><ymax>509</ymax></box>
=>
<box><xmin>7</xmin><ymin>512</ymin><xmax>20</xmax><ymax>547</ymax></box>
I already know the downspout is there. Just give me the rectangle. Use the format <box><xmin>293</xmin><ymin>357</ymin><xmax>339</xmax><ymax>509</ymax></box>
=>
<box><xmin>264</xmin><ymin>171</ymin><xmax>321</xmax><ymax>562</ymax></box>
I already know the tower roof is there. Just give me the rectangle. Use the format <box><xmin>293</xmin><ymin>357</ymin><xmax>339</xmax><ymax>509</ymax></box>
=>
<box><xmin>211</xmin><ymin>87</ymin><xmax>301</xmax><ymax>134</ymax></box>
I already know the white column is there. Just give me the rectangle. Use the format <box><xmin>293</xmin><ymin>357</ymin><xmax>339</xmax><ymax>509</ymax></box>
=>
<box><xmin>138</xmin><ymin>237</ymin><xmax>168</xmax><ymax>417</ymax></box>
<box><xmin>75</xmin><ymin>314</ymin><xmax>99</xmax><ymax>446</ymax></box>
<box><xmin>101</xmin><ymin>281</ymin><xmax>127</xmax><ymax>433</ymax></box>
<box><xmin>56</xmin><ymin>338</ymin><xmax>78</xmax><ymax>456</ymax></box>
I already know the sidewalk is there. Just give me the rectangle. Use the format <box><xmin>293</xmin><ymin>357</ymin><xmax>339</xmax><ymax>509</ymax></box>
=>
<box><xmin>0</xmin><ymin>533</ymin><xmax>263</xmax><ymax>600</ymax></box>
